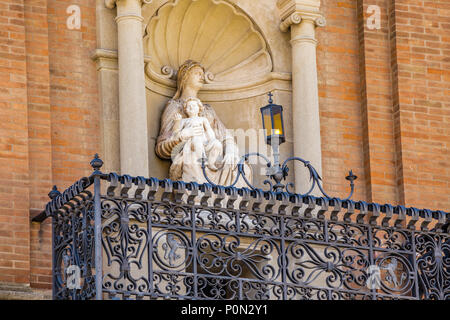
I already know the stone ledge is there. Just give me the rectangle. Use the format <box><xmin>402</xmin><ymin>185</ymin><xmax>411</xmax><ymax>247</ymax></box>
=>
<box><xmin>0</xmin><ymin>283</ymin><xmax>52</xmax><ymax>300</ymax></box>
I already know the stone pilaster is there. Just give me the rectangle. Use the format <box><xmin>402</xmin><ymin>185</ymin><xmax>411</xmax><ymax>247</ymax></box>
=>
<box><xmin>104</xmin><ymin>0</ymin><xmax>150</xmax><ymax>176</ymax></box>
<box><xmin>277</xmin><ymin>0</ymin><xmax>325</xmax><ymax>195</ymax></box>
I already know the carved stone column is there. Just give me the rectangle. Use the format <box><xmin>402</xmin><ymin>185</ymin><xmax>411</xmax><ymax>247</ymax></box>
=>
<box><xmin>277</xmin><ymin>0</ymin><xmax>325</xmax><ymax>194</ymax></box>
<box><xmin>105</xmin><ymin>0</ymin><xmax>150</xmax><ymax>176</ymax></box>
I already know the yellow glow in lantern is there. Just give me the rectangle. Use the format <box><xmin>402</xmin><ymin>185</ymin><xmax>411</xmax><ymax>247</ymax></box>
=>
<box><xmin>260</xmin><ymin>95</ymin><xmax>285</xmax><ymax>145</ymax></box>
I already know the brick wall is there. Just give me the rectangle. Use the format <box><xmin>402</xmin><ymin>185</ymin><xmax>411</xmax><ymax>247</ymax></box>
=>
<box><xmin>318</xmin><ymin>0</ymin><xmax>449</xmax><ymax>211</ymax></box>
<box><xmin>0</xmin><ymin>0</ymin><xmax>31</xmax><ymax>285</ymax></box>
<box><xmin>317</xmin><ymin>0</ymin><xmax>367</xmax><ymax>201</ymax></box>
<box><xmin>24</xmin><ymin>0</ymin><xmax>53</xmax><ymax>289</ymax></box>
<box><xmin>0</xmin><ymin>0</ymin><xmax>448</xmax><ymax>292</ymax></box>
<box><xmin>389</xmin><ymin>0</ymin><xmax>450</xmax><ymax>211</ymax></box>
<box><xmin>358</xmin><ymin>0</ymin><xmax>399</xmax><ymax>204</ymax></box>
<box><xmin>0</xmin><ymin>0</ymin><xmax>99</xmax><ymax>290</ymax></box>
<box><xmin>30</xmin><ymin>0</ymin><xmax>99</xmax><ymax>289</ymax></box>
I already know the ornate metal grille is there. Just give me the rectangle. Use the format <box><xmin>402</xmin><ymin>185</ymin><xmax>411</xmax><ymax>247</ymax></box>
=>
<box><xmin>48</xmin><ymin>179</ymin><xmax>96</xmax><ymax>300</ymax></box>
<box><xmin>35</xmin><ymin>160</ymin><xmax>449</xmax><ymax>300</ymax></box>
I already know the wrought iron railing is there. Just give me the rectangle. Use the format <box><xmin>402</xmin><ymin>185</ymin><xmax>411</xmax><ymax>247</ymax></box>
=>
<box><xmin>33</xmin><ymin>155</ymin><xmax>449</xmax><ymax>300</ymax></box>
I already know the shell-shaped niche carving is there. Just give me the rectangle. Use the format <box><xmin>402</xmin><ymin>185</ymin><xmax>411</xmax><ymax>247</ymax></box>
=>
<box><xmin>144</xmin><ymin>0</ymin><xmax>273</xmax><ymax>86</ymax></box>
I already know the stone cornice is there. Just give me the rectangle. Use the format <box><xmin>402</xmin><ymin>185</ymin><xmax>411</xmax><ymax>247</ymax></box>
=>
<box><xmin>105</xmin><ymin>0</ymin><xmax>152</xmax><ymax>9</ymax></box>
<box><xmin>91</xmin><ymin>48</ymin><xmax>152</xmax><ymax>62</ymax></box>
<box><xmin>277</xmin><ymin>0</ymin><xmax>326</xmax><ymax>32</ymax></box>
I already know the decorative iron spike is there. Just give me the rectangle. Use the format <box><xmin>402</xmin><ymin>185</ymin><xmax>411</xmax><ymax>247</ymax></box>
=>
<box><xmin>346</xmin><ymin>170</ymin><xmax>357</xmax><ymax>182</ymax></box>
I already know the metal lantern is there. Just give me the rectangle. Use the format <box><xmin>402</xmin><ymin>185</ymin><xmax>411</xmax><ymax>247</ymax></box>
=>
<box><xmin>260</xmin><ymin>92</ymin><xmax>285</xmax><ymax>146</ymax></box>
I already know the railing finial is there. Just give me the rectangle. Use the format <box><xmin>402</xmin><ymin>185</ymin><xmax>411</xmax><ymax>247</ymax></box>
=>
<box><xmin>48</xmin><ymin>185</ymin><xmax>61</xmax><ymax>199</ymax></box>
<box><xmin>90</xmin><ymin>153</ymin><xmax>104</xmax><ymax>174</ymax></box>
<box><xmin>346</xmin><ymin>170</ymin><xmax>357</xmax><ymax>183</ymax></box>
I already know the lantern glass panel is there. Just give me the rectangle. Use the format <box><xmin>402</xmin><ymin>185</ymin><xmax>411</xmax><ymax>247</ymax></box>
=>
<box><xmin>261</xmin><ymin>107</ymin><xmax>273</xmax><ymax>136</ymax></box>
<box><xmin>273</xmin><ymin>111</ymin><xmax>283</xmax><ymax>136</ymax></box>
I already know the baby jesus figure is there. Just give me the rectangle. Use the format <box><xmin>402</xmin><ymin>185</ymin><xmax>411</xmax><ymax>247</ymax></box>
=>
<box><xmin>172</xmin><ymin>97</ymin><xmax>222</xmax><ymax>181</ymax></box>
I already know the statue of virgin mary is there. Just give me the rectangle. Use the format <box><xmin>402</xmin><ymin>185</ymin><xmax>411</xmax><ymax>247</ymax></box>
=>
<box><xmin>156</xmin><ymin>60</ymin><xmax>250</xmax><ymax>186</ymax></box>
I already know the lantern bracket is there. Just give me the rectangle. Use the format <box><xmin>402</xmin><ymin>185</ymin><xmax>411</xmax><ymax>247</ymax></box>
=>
<box><xmin>201</xmin><ymin>92</ymin><xmax>357</xmax><ymax>199</ymax></box>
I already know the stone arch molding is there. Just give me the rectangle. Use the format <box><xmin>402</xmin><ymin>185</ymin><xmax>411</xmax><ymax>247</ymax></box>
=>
<box><xmin>143</xmin><ymin>0</ymin><xmax>280</xmax><ymax>99</ymax></box>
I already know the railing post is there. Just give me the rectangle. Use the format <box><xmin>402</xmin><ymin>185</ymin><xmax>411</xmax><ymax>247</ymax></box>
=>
<box><xmin>51</xmin><ymin>214</ymin><xmax>56</xmax><ymax>300</ymax></box>
<box><xmin>48</xmin><ymin>185</ymin><xmax>60</xmax><ymax>300</ymax></box>
<box><xmin>91</xmin><ymin>154</ymin><xmax>104</xmax><ymax>300</ymax></box>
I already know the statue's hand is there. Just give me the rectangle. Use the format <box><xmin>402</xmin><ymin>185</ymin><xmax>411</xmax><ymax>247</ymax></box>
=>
<box><xmin>180</xmin><ymin>126</ymin><xmax>203</xmax><ymax>141</ymax></box>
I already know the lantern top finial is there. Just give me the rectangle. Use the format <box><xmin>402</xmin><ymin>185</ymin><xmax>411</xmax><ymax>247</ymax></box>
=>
<box><xmin>268</xmin><ymin>92</ymin><xmax>273</xmax><ymax>104</ymax></box>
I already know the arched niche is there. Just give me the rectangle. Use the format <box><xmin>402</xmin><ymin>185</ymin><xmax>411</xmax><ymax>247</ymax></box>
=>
<box><xmin>143</xmin><ymin>0</ymin><xmax>293</xmax><ymax>181</ymax></box>
<box><xmin>142</xmin><ymin>0</ymin><xmax>291</xmax><ymax>101</ymax></box>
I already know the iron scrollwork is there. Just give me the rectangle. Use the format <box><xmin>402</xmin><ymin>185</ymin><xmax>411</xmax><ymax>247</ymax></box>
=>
<box><xmin>52</xmin><ymin>191</ymin><xmax>96</xmax><ymax>300</ymax></box>
<box><xmin>416</xmin><ymin>233</ymin><xmax>450</xmax><ymax>300</ymax></box>
<box><xmin>42</xmin><ymin>155</ymin><xmax>449</xmax><ymax>300</ymax></box>
<box><xmin>201</xmin><ymin>152</ymin><xmax>357</xmax><ymax>200</ymax></box>
<box><xmin>101</xmin><ymin>198</ymin><xmax>150</xmax><ymax>294</ymax></box>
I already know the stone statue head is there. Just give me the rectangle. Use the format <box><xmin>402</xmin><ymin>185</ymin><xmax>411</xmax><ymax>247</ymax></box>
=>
<box><xmin>183</xmin><ymin>97</ymin><xmax>204</xmax><ymax>117</ymax></box>
<box><xmin>173</xmin><ymin>60</ymin><xmax>205</xmax><ymax>99</ymax></box>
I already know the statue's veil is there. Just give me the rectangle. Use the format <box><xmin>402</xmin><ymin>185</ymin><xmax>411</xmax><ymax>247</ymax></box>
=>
<box><xmin>172</xmin><ymin>60</ymin><xmax>205</xmax><ymax>99</ymax></box>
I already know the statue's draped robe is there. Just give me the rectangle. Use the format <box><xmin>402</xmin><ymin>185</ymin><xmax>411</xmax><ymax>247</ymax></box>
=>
<box><xmin>156</xmin><ymin>98</ymin><xmax>249</xmax><ymax>186</ymax></box>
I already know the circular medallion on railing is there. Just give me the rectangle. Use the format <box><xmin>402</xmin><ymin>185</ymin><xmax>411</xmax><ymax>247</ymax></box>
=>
<box><xmin>153</xmin><ymin>229</ymin><xmax>192</xmax><ymax>270</ymax></box>
<box><xmin>375</xmin><ymin>254</ymin><xmax>415</xmax><ymax>296</ymax></box>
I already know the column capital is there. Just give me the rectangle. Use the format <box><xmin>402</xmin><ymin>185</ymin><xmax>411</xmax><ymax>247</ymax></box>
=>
<box><xmin>105</xmin><ymin>0</ymin><xmax>152</xmax><ymax>9</ymax></box>
<box><xmin>277</xmin><ymin>0</ymin><xmax>326</xmax><ymax>32</ymax></box>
